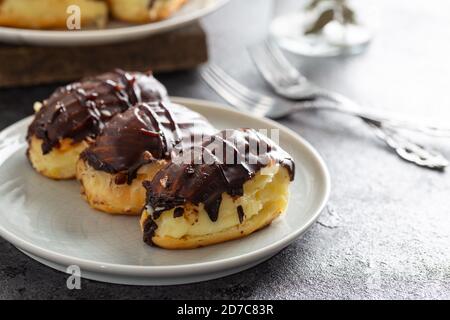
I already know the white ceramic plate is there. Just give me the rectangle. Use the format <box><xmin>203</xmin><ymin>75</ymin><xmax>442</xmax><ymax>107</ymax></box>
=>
<box><xmin>0</xmin><ymin>0</ymin><xmax>229</xmax><ymax>46</ymax></box>
<box><xmin>0</xmin><ymin>97</ymin><xmax>330</xmax><ymax>285</ymax></box>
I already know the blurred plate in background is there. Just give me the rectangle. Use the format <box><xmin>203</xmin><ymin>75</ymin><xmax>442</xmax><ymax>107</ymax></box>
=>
<box><xmin>0</xmin><ymin>0</ymin><xmax>229</xmax><ymax>46</ymax></box>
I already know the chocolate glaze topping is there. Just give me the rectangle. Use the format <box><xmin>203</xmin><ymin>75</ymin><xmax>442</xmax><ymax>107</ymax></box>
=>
<box><xmin>142</xmin><ymin>129</ymin><xmax>295</xmax><ymax>244</ymax></box>
<box><xmin>80</xmin><ymin>101</ymin><xmax>215</xmax><ymax>184</ymax></box>
<box><xmin>27</xmin><ymin>69</ymin><xmax>167</xmax><ymax>154</ymax></box>
<box><xmin>237</xmin><ymin>205</ymin><xmax>245</xmax><ymax>224</ymax></box>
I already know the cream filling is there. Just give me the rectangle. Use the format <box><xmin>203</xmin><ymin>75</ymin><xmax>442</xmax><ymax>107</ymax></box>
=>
<box><xmin>77</xmin><ymin>160</ymin><xmax>167</xmax><ymax>214</ymax></box>
<box><xmin>148</xmin><ymin>164</ymin><xmax>291</xmax><ymax>239</ymax></box>
<box><xmin>29</xmin><ymin>136</ymin><xmax>88</xmax><ymax>179</ymax></box>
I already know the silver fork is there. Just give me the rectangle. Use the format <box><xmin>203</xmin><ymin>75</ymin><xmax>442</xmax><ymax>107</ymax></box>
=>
<box><xmin>249</xmin><ymin>40</ymin><xmax>450</xmax><ymax>138</ymax></box>
<box><xmin>201</xmin><ymin>64</ymin><xmax>449</xmax><ymax>170</ymax></box>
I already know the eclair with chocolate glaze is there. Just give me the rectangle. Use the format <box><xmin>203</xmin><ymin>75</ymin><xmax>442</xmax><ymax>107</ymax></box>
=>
<box><xmin>27</xmin><ymin>69</ymin><xmax>167</xmax><ymax>179</ymax></box>
<box><xmin>76</xmin><ymin>101</ymin><xmax>215</xmax><ymax>215</ymax></box>
<box><xmin>140</xmin><ymin>129</ymin><xmax>295</xmax><ymax>249</ymax></box>
<box><xmin>108</xmin><ymin>0</ymin><xmax>187</xmax><ymax>23</ymax></box>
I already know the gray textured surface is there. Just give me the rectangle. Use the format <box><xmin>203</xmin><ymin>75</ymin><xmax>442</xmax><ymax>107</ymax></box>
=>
<box><xmin>0</xmin><ymin>0</ymin><xmax>449</xmax><ymax>299</ymax></box>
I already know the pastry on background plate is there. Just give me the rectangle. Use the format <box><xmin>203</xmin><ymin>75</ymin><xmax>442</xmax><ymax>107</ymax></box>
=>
<box><xmin>27</xmin><ymin>69</ymin><xmax>167</xmax><ymax>180</ymax></box>
<box><xmin>0</xmin><ymin>0</ymin><xmax>108</xmax><ymax>29</ymax></box>
<box><xmin>76</xmin><ymin>101</ymin><xmax>215</xmax><ymax>215</ymax></box>
<box><xmin>140</xmin><ymin>128</ymin><xmax>295</xmax><ymax>249</ymax></box>
<box><xmin>108</xmin><ymin>0</ymin><xmax>187</xmax><ymax>23</ymax></box>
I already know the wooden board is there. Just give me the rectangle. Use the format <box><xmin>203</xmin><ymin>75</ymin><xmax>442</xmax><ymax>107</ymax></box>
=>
<box><xmin>0</xmin><ymin>23</ymin><xmax>208</xmax><ymax>87</ymax></box>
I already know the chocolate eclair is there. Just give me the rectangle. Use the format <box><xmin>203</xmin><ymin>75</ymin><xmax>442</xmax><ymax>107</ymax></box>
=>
<box><xmin>140</xmin><ymin>128</ymin><xmax>295</xmax><ymax>249</ymax></box>
<box><xmin>27</xmin><ymin>69</ymin><xmax>167</xmax><ymax>179</ymax></box>
<box><xmin>76</xmin><ymin>101</ymin><xmax>215</xmax><ymax>215</ymax></box>
<box><xmin>108</xmin><ymin>0</ymin><xmax>187</xmax><ymax>23</ymax></box>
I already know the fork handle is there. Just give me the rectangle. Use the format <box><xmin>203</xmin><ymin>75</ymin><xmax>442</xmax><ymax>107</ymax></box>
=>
<box><xmin>363</xmin><ymin>119</ymin><xmax>448</xmax><ymax>170</ymax></box>
<box><xmin>298</xmin><ymin>90</ymin><xmax>450</xmax><ymax>138</ymax></box>
<box><xmin>292</xmin><ymin>99</ymin><xmax>448</xmax><ymax>170</ymax></box>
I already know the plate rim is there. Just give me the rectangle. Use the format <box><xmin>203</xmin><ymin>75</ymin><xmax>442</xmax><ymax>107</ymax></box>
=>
<box><xmin>0</xmin><ymin>96</ymin><xmax>331</xmax><ymax>277</ymax></box>
<box><xmin>0</xmin><ymin>0</ymin><xmax>230</xmax><ymax>46</ymax></box>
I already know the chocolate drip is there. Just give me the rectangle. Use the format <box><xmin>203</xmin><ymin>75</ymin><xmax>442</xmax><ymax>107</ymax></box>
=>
<box><xmin>80</xmin><ymin>101</ymin><xmax>215</xmax><ymax>184</ymax></box>
<box><xmin>173</xmin><ymin>207</ymin><xmax>185</xmax><ymax>218</ymax></box>
<box><xmin>142</xmin><ymin>218</ymin><xmax>158</xmax><ymax>246</ymax></box>
<box><xmin>237</xmin><ymin>205</ymin><xmax>245</xmax><ymax>224</ymax></box>
<box><xmin>143</xmin><ymin>129</ymin><xmax>295</xmax><ymax>230</ymax></box>
<box><xmin>27</xmin><ymin>69</ymin><xmax>167</xmax><ymax>154</ymax></box>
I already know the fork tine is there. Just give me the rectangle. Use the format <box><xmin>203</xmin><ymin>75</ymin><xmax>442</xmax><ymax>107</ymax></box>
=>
<box><xmin>208</xmin><ymin>64</ymin><xmax>275</xmax><ymax>105</ymax></box>
<box><xmin>249</xmin><ymin>44</ymin><xmax>294</xmax><ymax>86</ymax></box>
<box><xmin>201</xmin><ymin>69</ymin><xmax>252</xmax><ymax>111</ymax></box>
<box><xmin>264</xmin><ymin>40</ymin><xmax>305</xmax><ymax>82</ymax></box>
<box><xmin>204</xmin><ymin>66</ymin><xmax>272</xmax><ymax>108</ymax></box>
<box><xmin>206</xmin><ymin>65</ymin><xmax>276</xmax><ymax>116</ymax></box>
<box><xmin>205</xmin><ymin>71</ymin><xmax>272</xmax><ymax>116</ymax></box>
<box><xmin>201</xmin><ymin>67</ymin><xmax>272</xmax><ymax>116</ymax></box>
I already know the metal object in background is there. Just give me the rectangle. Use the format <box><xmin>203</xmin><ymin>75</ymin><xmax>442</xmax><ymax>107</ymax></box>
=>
<box><xmin>270</xmin><ymin>0</ymin><xmax>373</xmax><ymax>57</ymax></box>
<box><xmin>248</xmin><ymin>40</ymin><xmax>449</xmax><ymax>170</ymax></box>
<box><xmin>201</xmin><ymin>63</ymin><xmax>448</xmax><ymax>170</ymax></box>
<box><xmin>249</xmin><ymin>40</ymin><xmax>450</xmax><ymax>138</ymax></box>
